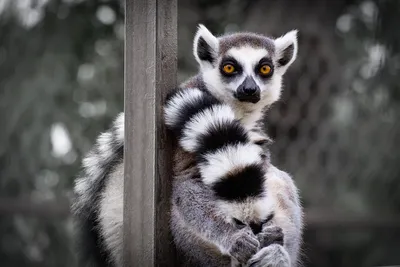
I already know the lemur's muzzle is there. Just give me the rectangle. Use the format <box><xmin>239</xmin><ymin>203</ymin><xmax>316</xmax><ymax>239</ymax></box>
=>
<box><xmin>234</xmin><ymin>76</ymin><xmax>260</xmax><ymax>103</ymax></box>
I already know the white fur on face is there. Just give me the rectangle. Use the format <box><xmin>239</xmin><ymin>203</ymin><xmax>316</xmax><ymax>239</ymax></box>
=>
<box><xmin>202</xmin><ymin>67</ymin><xmax>232</xmax><ymax>103</ymax></box>
<box><xmin>201</xmin><ymin>46</ymin><xmax>284</xmax><ymax>129</ymax></box>
<box><xmin>202</xmin><ymin>47</ymin><xmax>271</xmax><ymax>102</ymax></box>
<box><xmin>225</xmin><ymin>46</ymin><xmax>269</xmax><ymax>92</ymax></box>
<box><xmin>227</xmin><ymin>46</ymin><xmax>283</xmax><ymax>108</ymax></box>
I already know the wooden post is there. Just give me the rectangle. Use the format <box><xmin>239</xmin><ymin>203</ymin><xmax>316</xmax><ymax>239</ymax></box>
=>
<box><xmin>123</xmin><ymin>0</ymin><xmax>177</xmax><ymax>266</ymax></box>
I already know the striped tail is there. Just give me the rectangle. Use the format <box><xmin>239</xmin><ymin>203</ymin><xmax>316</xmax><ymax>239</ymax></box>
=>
<box><xmin>72</xmin><ymin>113</ymin><xmax>125</xmax><ymax>267</ymax></box>
<box><xmin>164</xmin><ymin>88</ymin><xmax>266</xmax><ymax>201</ymax></box>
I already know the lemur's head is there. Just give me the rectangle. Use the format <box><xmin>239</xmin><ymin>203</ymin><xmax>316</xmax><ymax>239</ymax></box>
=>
<box><xmin>193</xmin><ymin>25</ymin><xmax>298</xmax><ymax>108</ymax></box>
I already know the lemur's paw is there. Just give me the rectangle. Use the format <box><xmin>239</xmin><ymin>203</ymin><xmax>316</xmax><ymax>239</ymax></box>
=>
<box><xmin>247</xmin><ymin>244</ymin><xmax>290</xmax><ymax>267</ymax></box>
<box><xmin>257</xmin><ymin>226</ymin><xmax>284</xmax><ymax>248</ymax></box>
<box><xmin>229</xmin><ymin>228</ymin><xmax>260</xmax><ymax>264</ymax></box>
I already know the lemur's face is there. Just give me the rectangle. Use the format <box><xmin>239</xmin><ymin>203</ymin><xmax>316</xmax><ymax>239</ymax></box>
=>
<box><xmin>193</xmin><ymin>25</ymin><xmax>298</xmax><ymax>107</ymax></box>
<box><xmin>218</xmin><ymin>47</ymin><xmax>273</xmax><ymax>104</ymax></box>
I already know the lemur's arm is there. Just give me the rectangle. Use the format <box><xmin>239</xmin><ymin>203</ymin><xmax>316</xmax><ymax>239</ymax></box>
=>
<box><xmin>172</xmin><ymin>173</ymin><xmax>260</xmax><ymax>263</ymax></box>
<box><xmin>261</xmin><ymin>166</ymin><xmax>303</xmax><ymax>265</ymax></box>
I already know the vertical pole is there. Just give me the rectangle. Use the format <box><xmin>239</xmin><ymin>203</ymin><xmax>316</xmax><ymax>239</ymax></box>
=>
<box><xmin>124</xmin><ymin>0</ymin><xmax>177</xmax><ymax>266</ymax></box>
<box><xmin>155</xmin><ymin>0</ymin><xmax>178</xmax><ymax>265</ymax></box>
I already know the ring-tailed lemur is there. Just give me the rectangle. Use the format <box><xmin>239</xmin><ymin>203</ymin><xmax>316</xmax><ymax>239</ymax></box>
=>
<box><xmin>164</xmin><ymin>25</ymin><xmax>302</xmax><ymax>267</ymax></box>
<box><xmin>72</xmin><ymin>25</ymin><xmax>303</xmax><ymax>267</ymax></box>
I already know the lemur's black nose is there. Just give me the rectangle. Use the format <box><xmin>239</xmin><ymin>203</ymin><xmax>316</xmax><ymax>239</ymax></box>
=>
<box><xmin>235</xmin><ymin>76</ymin><xmax>260</xmax><ymax>103</ymax></box>
<box><xmin>243</xmin><ymin>86</ymin><xmax>257</xmax><ymax>95</ymax></box>
<box><xmin>240</xmin><ymin>76</ymin><xmax>259</xmax><ymax>95</ymax></box>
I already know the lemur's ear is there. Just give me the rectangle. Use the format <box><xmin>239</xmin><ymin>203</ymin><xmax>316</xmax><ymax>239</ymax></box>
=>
<box><xmin>274</xmin><ymin>30</ymin><xmax>298</xmax><ymax>72</ymax></box>
<box><xmin>193</xmin><ymin>24</ymin><xmax>219</xmax><ymax>67</ymax></box>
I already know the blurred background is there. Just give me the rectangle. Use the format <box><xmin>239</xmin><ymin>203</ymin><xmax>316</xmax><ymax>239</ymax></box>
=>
<box><xmin>0</xmin><ymin>0</ymin><xmax>399</xmax><ymax>266</ymax></box>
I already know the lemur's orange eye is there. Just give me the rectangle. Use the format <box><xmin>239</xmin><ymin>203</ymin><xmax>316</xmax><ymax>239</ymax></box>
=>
<box><xmin>223</xmin><ymin>64</ymin><xmax>235</xmax><ymax>74</ymax></box>
<box><xmin>259</xmin><ymin>65</ymin><xmax>272</xmax><ymax>75</ymax></box>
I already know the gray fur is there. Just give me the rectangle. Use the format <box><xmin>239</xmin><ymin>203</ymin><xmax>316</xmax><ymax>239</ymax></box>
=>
<box><xmin>248</xmin><ymin>244</ymin><xmax>291</xmax><ymax>267</ymax></box>
<box><xmin>218</xmin><ymin>32</ymin><xmax>276</xmax><ymax>56</ymax></box>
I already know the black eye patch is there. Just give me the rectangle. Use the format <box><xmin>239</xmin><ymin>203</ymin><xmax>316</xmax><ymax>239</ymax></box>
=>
<box><xmin>255</xmin><ymin>57</ymin><xmax>274</xmax><ymax>78</ymax></box>
<box><xmin>219</xmin><ymin>56</ymin><xmax>243</xmax><ymax>77</ymax></box>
